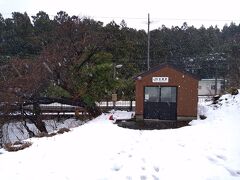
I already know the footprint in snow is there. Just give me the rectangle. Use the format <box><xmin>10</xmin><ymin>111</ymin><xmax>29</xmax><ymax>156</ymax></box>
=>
<box><xmin>125</xmin><ymin>176</ymin><xmax>132</xmax><ymax>180</ymax></box>
<box><xmin>216</xmin><ymin>154</ymin><xmax>227</xmax><ymax>161</ymax></box>
<box><xmin>140</xmin><ymin>175</ymin><xmax>147</xmax><ymax>180</ymax></box>
<box><xmin>207</xmin><ymin>156</ymin><xmax>218</xmax><ymax>163</ymax></box>
<box><xmin>225</xmin><ymin>167</ymin><xmax>240</xmax><ymax>177</ymax></box>
<box><xmin>112</xmin><ymin>164</ymin><xmax>123</xmax><ymax>171</ymax></box>
<box><xmin>178</xmin><ymin>143</ymin><xmax>185</xmax><ymax>147</ymax></box>
<box><xmin>153</xmin><ymin>166</ymin><xmax>159</xmax><ymax>172</ymax></box>
<box><xmin>117</xmin><ymin>150</ymin><xmax>125</xmax><ymax>155</ymax></box>
<box><xmin>207</xmin><ymin>155</ymin><xmax>227</xmax><ymax>166</ymax></box>
<box><xmin>152</xmin><ymin>175</ymin><xmax>159</xmax><ymax>180</ymax></box>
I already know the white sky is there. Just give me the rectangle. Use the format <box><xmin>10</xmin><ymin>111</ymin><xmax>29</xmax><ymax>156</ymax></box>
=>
<box><xmin>1</xmin><ymin>0</ymin><xmax>240</xmax><ymax>30</ymax></box>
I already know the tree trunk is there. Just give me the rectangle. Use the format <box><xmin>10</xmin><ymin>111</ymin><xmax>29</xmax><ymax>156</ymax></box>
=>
<box><xmin>33</xmin><ymin>117</ymin><xmax>48</xmax><ymax>133</ymax></box>
<box><xmin>22</xmin><ymin>121</ymin><xmax>35</xmax><ymax>138</ymax></box>
<box><xmin>31</xmin><ymin>103</ymin><xmax>48</xmax><ymax>133</ymax></box>
<box><xmin>86</xmin><ymin>105</ymin><xmax>102</xmax><ymax>118</ymax></box>
<box><xmin>23</xmin><ymin>111</ymin><xmax>47</xmax><ymax>134</ymax></box>
<box><xmin>130</xmin><ymin>100</ymin><xmax>133</xmax><ymax>111</ymax></box>
<box><xmin>0</xmin><ymin>122</ymin><xmax>3</xmax><ymax>148</ymax></box>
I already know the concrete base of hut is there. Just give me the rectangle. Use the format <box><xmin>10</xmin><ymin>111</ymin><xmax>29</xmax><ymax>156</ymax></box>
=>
<box><xmin>117</xmin><ymin>119</ymin><xmax>190</xmax><ymax>130</ymax></box>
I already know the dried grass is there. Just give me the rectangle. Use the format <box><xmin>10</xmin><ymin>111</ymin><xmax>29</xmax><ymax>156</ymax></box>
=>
<box><xmin>36</xmin><ymin>132</ymin><xmax>57</xmax><ymax>138</ymax></box>
<box><xmin>4</xmin><ymin>141</ymin><xmax>32</xmax><ymax>152</ymax></box>
<box><xmin>57</xmin><ymin>128</ymin><xmax>70</xmax><ymax>134</ymax></box>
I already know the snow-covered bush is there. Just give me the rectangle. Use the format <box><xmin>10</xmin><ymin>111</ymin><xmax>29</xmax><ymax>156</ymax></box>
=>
<box><xmin>227</xmin><ymin>87</ymin><xmax>239</xmax><ymax>95</ymax></box>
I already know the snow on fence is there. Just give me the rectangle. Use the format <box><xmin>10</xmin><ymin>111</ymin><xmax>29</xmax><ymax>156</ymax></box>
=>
<box><xmin>96</xmin><ymin>101</ymin><xmax>135</xmax><ymax>111</ymax></box>
<box><xmin>97</xmin><ymin>101</ymin><xmax>136</xmax><ymax>107</ymax></box>
<box><xmin>39</xmin><ymin>101</ymin><xmax>136</xmax><ymax>113</ymax></box>
<box><xmin>198</xmin><ymin>96</ymin><xmax>212</xmax><ymax>103</ymax></box>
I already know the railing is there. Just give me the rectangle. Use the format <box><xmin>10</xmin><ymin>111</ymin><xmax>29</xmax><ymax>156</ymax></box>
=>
<box><xmin>0</xmin><ymin>103</ymin><xmax>87</xmax><ymax>120</ymax></box>
<box><xmin>24</xmin><ymin>103</ymin><xmax>84</xmax><ymax>113</ymax></box>
<box><xmin>96</xmin><ymin>101</ymin><xmax>135</xmax><ymax>111</ymax></box>
<box><xmin>97</xmin><ymin>101</ymin><xmax>135</xmax><ymax>107</ymax></box>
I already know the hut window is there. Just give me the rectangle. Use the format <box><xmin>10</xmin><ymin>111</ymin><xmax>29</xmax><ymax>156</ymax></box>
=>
<box><xmin>161</xmin><ymin>87</ymin><xmax>176</xmax><ymax>102</ymax></box>
<box><xmin>145</xmin><ymin>87</ymin><xmax>160</xmax><ymax>102</ymax></box>
<box><xmin>144</xmin><ymin>86</ymin><xmax>176</xmax><ymax>103</ymax></box>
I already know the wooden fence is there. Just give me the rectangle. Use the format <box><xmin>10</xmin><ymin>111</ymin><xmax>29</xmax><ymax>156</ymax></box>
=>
<box><xmin>0</xmin><ymin>97</ymin><xmax>210</xmax><ymax>120</ymax></box>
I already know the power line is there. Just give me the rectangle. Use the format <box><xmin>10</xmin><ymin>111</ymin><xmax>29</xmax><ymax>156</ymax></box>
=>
<box><xmin>149</xmin><ymin>18</ymin><xmax>240</xmax><ymax>22</ymax></box>
<box><xmin>1</xmin><ymin>12</ymin><xmax>240</xmax><ymax>22</ymax></box>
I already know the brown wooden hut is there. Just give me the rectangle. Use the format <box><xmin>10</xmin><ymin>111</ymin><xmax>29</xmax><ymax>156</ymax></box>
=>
<box><xmin>134</xmin><ymin>63</ymin><xmax>199</xmax><ymax>121</ymax></box>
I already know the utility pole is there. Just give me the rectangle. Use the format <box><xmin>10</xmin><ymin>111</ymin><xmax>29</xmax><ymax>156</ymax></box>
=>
<box><xmin>214</xmin><ymin>62</ymin><xmax>218</xmax><ymax>95</ymax></box>
<box><xmin>147</xmin><ymin>13</ymin><xmax>150</xmax><ymax>70</ymax></box>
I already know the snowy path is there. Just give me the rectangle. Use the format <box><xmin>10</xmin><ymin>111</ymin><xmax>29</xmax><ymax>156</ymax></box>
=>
<box><xmin>0</xmin><ymin>94</ymin><xmax>240</xmax><ymax>180</ymax></box>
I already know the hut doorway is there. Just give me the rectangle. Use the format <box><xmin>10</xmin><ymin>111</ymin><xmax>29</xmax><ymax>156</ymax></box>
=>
<box><xmin>144</xmin><ymin>86</ymin><xmax>177</xmax><ymax>120</ymax></box>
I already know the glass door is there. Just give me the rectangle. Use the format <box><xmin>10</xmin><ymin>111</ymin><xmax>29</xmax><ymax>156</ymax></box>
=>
<box><xmin>144</xmin><ymin>86</ymin><xmax>177</xmax><ymax>120</ymax></box>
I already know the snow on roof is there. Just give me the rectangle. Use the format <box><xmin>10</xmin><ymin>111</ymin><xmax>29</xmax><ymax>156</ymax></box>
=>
<box><xmin>200</xmin><ymin>79</ymin><xmax>224</xmax><ymax>81</ymax></box>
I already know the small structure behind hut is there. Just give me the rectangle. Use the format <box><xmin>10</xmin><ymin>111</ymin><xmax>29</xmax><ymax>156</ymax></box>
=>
<box><xmin>198</xmin><ymin>79</ymin><xmax>225</xmax><ymax>96</ymax></box>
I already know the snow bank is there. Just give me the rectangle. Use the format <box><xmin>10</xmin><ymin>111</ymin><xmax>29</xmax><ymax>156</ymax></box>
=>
<box><xmin>2</xmin><ymin>118</ymin><xmax>85</xmax><ymax>144</ymax></box>
<box><xmin>0</xmin><ymin>93</ymin><xmax>240</xmax><ymax>180</ymax></box>
<box><xmin>109</xmin><ymin>110</ymin><xmax>135</xmax><ymax>120</ymax></box>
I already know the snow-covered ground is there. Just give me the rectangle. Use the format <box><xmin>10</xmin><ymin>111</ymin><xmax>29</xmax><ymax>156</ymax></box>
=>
<box><xmin>0</xmin><ymin>93</ymin><xmax>240</xmax><ymax>180</ymax></box>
